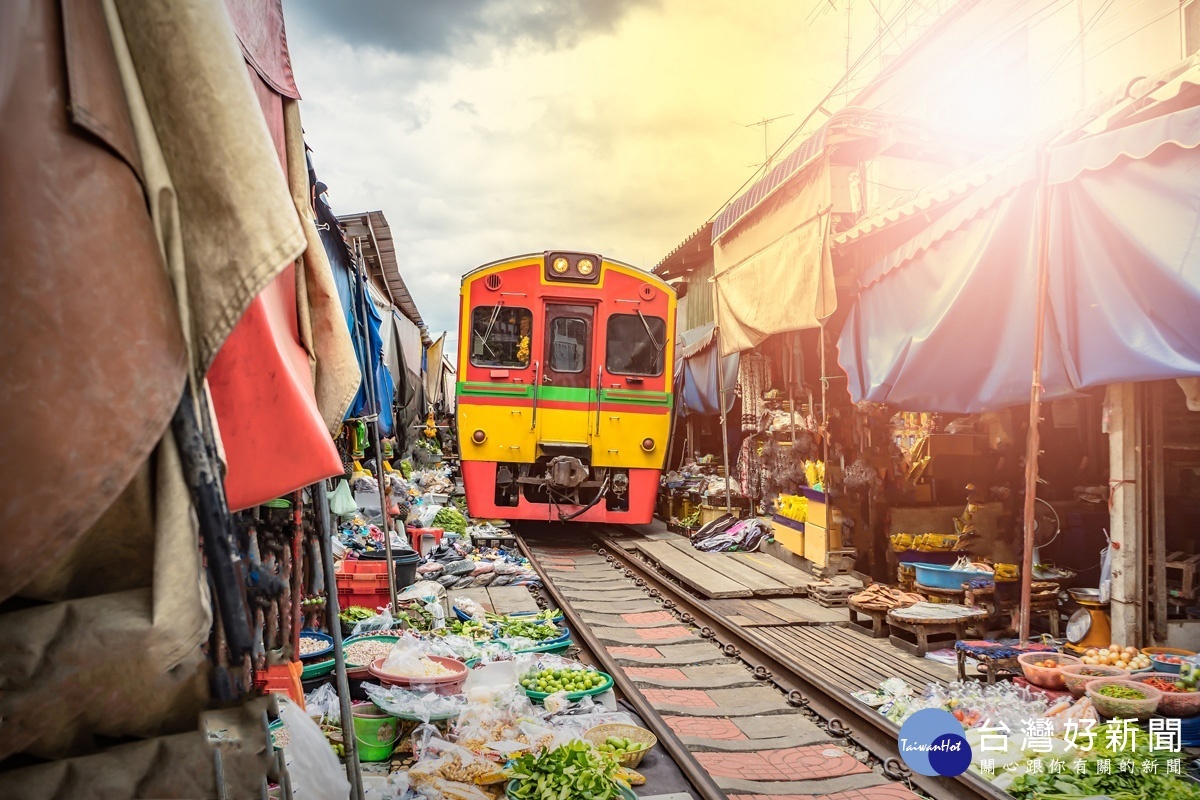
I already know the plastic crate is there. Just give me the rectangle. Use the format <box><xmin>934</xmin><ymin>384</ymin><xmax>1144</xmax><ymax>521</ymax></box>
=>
<box><xmin>336</xmin><ymin>570</ymin><xmax>391</xmax><ymax>611</ymax></box>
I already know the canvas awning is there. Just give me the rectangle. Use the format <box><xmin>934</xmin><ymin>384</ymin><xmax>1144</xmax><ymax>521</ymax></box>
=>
<box><xmin>712</xmin><ymin>139</ymin><xmax>836</xmax><ymax>357</ymax></box>
<box><xmin>674</xmin><ymin>324</ymin><xmax>739</xmax><ymax>417</ymax></box>
<box><xmin>836</xmin><ymin>67</ymin><xmax>1200</xmax><ymax>412</ymax></box>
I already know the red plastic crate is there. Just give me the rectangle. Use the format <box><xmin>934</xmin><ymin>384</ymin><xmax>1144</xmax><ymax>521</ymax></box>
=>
<box><xmin>336</xmin><ymin>570</ymin><xmax>391</xmax><ymax>611</ymax></box>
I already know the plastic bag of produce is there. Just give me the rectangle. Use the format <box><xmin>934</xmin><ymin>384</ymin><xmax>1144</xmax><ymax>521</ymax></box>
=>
<box><xmin>438</xmin><ymin>574</ymin><xmax>459</xmax><ymax>587</ymax></box>
<box><xmin>329</xmin><ymin>479</ymin><xmax>358</xmax><ymax>518</ymax></box>
<box><xmin>454</xmin><ymin>596</ymin><xmax>487</xmax><ymax>622</ymax></box>
<box><xmin>469</xmin><ymin>573</ymin><xmax>496</xmax><ymax>587</ymax></box>
<box><xmin>469</xmin><ymin>562</ymin><xmax>495</xmax><ymax>576</ymax></box>
<box><xmin>417</xmin><ymin>504</ymin><xmax>445</xmax><ymax>528</ymax></box>
<box><xmin>362</xmin><ymin>683</ymin><xmax>465</xmax><ymax>723</ymax></box>
<box><xmin>305</xmin><ymin>683</ymin><xmax>341</xmax><ymax>726</ymax></box>
<box><xmin>489</xmin><ymin>575</ymin><xmax>513</xmax><ymax>587</ymax></box>
<box><xmin>279</xmin><ymin>698</ymin><xmax>351</xmax><ymax>800</ymax></box>
<box><xmin>452</xmin><ymin>576</ymin><xmax>476</xmax><ymax>589</ymax></box>
<box><xmin>351</xmin><ymin>605</ymin><xmax>395</xmax><ymax>637</ymax></box>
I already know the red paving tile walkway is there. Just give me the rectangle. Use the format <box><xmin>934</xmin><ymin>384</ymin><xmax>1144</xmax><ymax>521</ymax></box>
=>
<box><xmin>693</xmin><ymin>746</ymin><xmax>871</xmax><ymax>782</ymax></box>
<box><xmin>634</xmin><ymin>625</ymin><xmax>692</xmax><ymax>640</ymax></box>
<box><xmin>622</xmin><ymin>611</ymin><xmax>676</xmax><ymax>625</ymax></box>
<box><xmin>624</xmin><ymin>666</ymin><xmax>688</xmax><ymax>682</ymax></box>
<box><xmin>727</xmin><ymin>787</ymin><xmax>922</xmax><ymax>800</ymax></box>
<box><xmin>606</xmin><ymin>645</ymin><xmax>663</xmax><ymax>659</ymax></box>
<box><xmin>664</xmin><ymin>716</ymin><xmax>747</xmax><ymax>740</ymax></box>
<box><xmin>640</xmin><ymin>688</ymin><xmax>718</xmax><ymax>708</ymax></box>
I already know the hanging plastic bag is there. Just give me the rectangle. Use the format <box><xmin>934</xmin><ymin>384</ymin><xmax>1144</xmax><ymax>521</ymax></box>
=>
<box><xmin>279</xmin><ymin>698</ymin><xmax>351</xmax><ymax>800</ymax></box>
<box><xmin>329</xmin><ymin>479</ymin><xmax>357</xmax><ymax>518</ymax></box>
<box><xmin>305</xmin><ymin>683</ymin><xmax>341</xmax><ymax>726</ymax></box>
<box><xmin>1099</xmin><ymin>529</ymin><xmax>1113</xmax><ymax>604</ymax></box>
<box><xmin>351</xmin><ymin>605</ymin><xmax>395</xmax><ymax>637</ymax></box>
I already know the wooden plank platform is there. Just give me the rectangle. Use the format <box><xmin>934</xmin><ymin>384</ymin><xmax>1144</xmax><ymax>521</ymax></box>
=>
<box><xmin>636</xmin><ymin>541</ymin><xmax>753</xmax><ymax>599</ymax></box>
<box><xmin>486</xmin><ymin>586</ymin><xmax>540</xmax><ymax>615</ymax></box>
<box><xmin>745</xmin><ymin>624</ymin><xmax>958</xmax><ymax>695</ymax></box>
<box><xmin>661</xmin><ymin>540</ymin><xmax>797</xmax><ymax>596</ymax></box>
<box><xmin>729</xmin><ymin>552</ymin><xmax>823</xmax><ymax>593</ymax></box>
<box><xmin>760</xmin><ymin>596</ymin><xmax>850</xmax><ymax>625</ymax></box>
<box><xmin>707</xmin><ymin>598</ymin><xmax>799</xmax><ymax>626</ymax></box>
<box><xmin>453</xmin><ymin>587</ymin><xmax>495</xmax><ymax>613</ymax></box>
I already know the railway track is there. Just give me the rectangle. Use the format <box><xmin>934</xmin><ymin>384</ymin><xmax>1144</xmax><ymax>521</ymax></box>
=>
<box><xmin>514</xmin><ymin>524</ymin><xmax>1010</xmax><ymax>800</ymax></box>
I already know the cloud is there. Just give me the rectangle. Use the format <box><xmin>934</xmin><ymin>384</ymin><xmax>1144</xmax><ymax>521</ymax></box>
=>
<box><xmin>285</xmin><ymin>0</ymin><xmax>657</xmax><ymax>58</ymax></box>
<box><xmin>284</xmin><ymin>0</ymin><xmax>879</xmax><ymax>339</ymax></box>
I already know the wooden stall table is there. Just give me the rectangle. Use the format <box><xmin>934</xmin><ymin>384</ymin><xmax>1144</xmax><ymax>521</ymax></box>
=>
<box><xmin>962</xmin><ymin>581</ymin><xmax>1061</xmax><ymax>638</ymax></box>
<box><xmin>913</xmin><ymin>582</ymin><xmax>966</xmax><ymax>604</ymax></box>
<box><xmin>847</xmin><ymin>599</ymin><xmax>891</xmax><ymax>638</ymax></box>
<box><xmin>953</xmin><ymin>640</ymin><xmax>1057</xmax><ymax>683</ymax></box>
<box><xmin>887</xmin><ymin>603</ymin><xmax>986</xmax><ymax>658</ymax></box>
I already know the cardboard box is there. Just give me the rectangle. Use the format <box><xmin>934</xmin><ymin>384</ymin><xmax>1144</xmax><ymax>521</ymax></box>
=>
<box><xmin>804</xmin><ymin>522</ymin><xmax>843</xmax><ymax>567</ymax></box>
<box><xmin>771</xmin><ymin>516</ymin><xmax>804</xmax><ymax>556</ymax></box>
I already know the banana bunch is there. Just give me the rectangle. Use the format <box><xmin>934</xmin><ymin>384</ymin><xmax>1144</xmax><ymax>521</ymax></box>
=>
<box><xmin>423</xmin><ymin>412</ymin><xmax>437</xmax><ymax>439</ymax></box>
<box><xmin>911</xmin><ymin>533</ymin><xmax>962</xmax><ymax>552</ymax></box>
<box><xmin>890</xmin><ymin>533</ymin><xmax>914</xmax><ymax>552</ymax></box>
<box><xmin>804</xmin><ymin>460</ymin><xmax>825</xmax><ymax>489</ymax></box>
<box><xmin>994</xmin><ymin>563</ymin><xmax>1019</xmax><ymax>580</ymax></box>
<box><xmin>773</xmin><ymin>494</ymin><xmax>808</xmax><ymax>522</ymax></box>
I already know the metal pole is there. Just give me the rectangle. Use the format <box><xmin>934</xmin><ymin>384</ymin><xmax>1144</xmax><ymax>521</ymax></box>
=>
<box><xmin>313</xmin><ymin>481</ymin><xmax>365</xmax><ymax>800</ymax></box>
<box><xmin>354</xmin><ymin>251</ymin><xmax>398</xmax><ymax>611</ymax></box>
<box><xmin>1019</xmin><ymin>151</ymin><xmax>1052</xmax><ymax>644</ymax></box>
<box><xmin>712</xmin><ymin>288</ymin><xmax>734</xmax><ymax>514</ymax></box>
<box><xmin>290</xmin><ymin>491</ymin><xmax>304</xmax><ymax>659</ymax></box>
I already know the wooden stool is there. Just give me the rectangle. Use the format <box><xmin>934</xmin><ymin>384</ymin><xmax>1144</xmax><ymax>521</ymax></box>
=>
<box><xmin>956</xmin><ymin>648</ymin><xmax>1021</xmax><ymax>684</ymax></box>
<box><xmin>848</xmin><ymin>600</ymin><xmax>890</xmax><ymax>638</ymax></box>
<box><xmin>1165</xmin><ymin>553</ymin><xmax>1200</xmax><ymax>599</ymax></box>
<box><xmin>887</xmin><ymin>604</ymin><xmax>985</xmax><ymax>658</ymax></box>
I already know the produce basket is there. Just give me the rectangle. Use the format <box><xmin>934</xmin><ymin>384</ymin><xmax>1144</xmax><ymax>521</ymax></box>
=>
<box><xmin>1151</xmin><ymin>654</ymin><xmax>1188</xmax><ymax>674</ymax></box>
<box><xmin>341</xmin><ymin>634</ymin><xmax>401</xmax><ymax>679</ymax></box>
<box><xmin>1142</xmin><ymin>646</ymin><xmax>1196</xmax><ymax>657</ymax></box>
<box><xmin>1059</xmin><ymin>664</ymin><xmax>1129</xmax><ymax>699</ymax></box>
<box><xmin>1017</xmin><ymin>652</ymin><xmax>1080</xmax><ymax>690</ymax></box>
<box><xmin>1130</xmin><ymin>673</ymin><xmax>1200</xmax><ymax>717</ymax></box>
<box><xmin>368</xmin><ymin>655</ymin><xmax>468</xmax><ymax>696</ymax></box>
<box><xmin>1086</xmin><ymin>678</ymin><xmax>1162</xmax><ymax>720</ymax></box>
<box><xmin>584</xmin><ymin>723</ymin><xmax>657</xmax><ymax>768</ymax></box>
<box><xmin>298</xmin><ymin>630</ymin><xmax>333</xmax><ymax>660</ymax></box>
<box><xmin>519</xmin><ymin>666</ymin><xmax>613</xmax><ymax>702</ymax></box>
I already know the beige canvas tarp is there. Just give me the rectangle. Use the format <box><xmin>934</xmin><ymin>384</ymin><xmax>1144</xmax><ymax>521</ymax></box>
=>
<box><xmin>712</xmin><ymin>158</ymin><xmax>836</xmax><ymax>357</ymax></box>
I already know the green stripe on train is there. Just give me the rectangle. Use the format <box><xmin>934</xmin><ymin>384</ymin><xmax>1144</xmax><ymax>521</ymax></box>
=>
<box><xmin>457</xmin><ymin>382</ymin><xmax>671</xmax><ymax>407</ymax></box>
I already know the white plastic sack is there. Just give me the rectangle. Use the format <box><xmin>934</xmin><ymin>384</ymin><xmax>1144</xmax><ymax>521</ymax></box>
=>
<box><xmin>279</xmin><ymin>698</ymin><xmax>350</xmax><ymax>800</ymax></box>
<box><xmin>329</xmin><ymin>479</ymin><xmax>357</xmax><ymax>517</ymax></box>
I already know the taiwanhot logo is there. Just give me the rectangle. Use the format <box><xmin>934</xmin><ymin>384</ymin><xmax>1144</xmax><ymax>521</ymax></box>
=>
<box><xmin>897</xmin><ymin>708</ymin><xmax>972</xmax><ymax>777</ymax></box>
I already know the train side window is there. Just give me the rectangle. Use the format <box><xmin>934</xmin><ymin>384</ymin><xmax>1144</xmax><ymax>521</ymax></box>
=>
<box><xmin>470</xmin><ymin>306</ymin><xmax>532</xmax><ymax>368</ymax></box>
<box><xmin>606</xmin><ymin>314</ymin><xmax>666</xmax><ymax>376</ymax></box>
<box><xmin>548</xmin><ymin>317</ymin><xmax>588</xmax><ymax>373</ymax></box>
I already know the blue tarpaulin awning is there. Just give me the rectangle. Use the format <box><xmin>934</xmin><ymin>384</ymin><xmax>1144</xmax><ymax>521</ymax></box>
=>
<box><xmin>674</xmin><ymin>324</ymin><xmax>739</xmax><ymax>417</ymax></box>
<box><xmin>837</xmin><ymin>76</ymin><xmax>1200</xmax><ymax>412</ymax></box>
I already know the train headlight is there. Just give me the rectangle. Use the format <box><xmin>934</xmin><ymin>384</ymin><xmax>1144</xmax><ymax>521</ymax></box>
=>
<box><xmin>472</xmin><ymin>429</ymin><xmax>487</xmax><ymax>444</ymax></box>
<box><xmin>577</xmin><ymin>258</ymin><xmax>594</xmax><ymax>276</ymax></box>
<box><xmin>641</xmin><ymin>437</ymin><xmax>655</xmax><ymax>452</ymax></box>
<box><xmin>552</xmin><ymin>257</ymin><xmax>570</xmax><ymax>274</ymax></box>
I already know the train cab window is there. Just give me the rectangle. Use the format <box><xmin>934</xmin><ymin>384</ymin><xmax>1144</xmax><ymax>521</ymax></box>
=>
<box><xmin>548</xmin><ymin>317</ymin><xmax>588</xmax><ymax>373</ymax></box>
<box><xmin>606</xmin><ymin>314</ymin><xmax>666</xmax><ymax>376</ymax></box>
<box><xmin>470</xmin><ymin>306</ymin><xmax>532</xmax><ymax>368</ymax></box>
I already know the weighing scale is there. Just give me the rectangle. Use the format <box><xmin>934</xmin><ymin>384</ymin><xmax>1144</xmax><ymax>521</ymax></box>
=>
<box><xmin>1064</xmin><ymin>587</ymin><xmax>1112</xmax><ymax>654</ymax></box>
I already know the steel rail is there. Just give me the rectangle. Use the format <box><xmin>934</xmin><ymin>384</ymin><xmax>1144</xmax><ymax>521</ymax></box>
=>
<box><xmin>514</xmin><ymin>532</ymin><xmax>727</xmax><ymax>800</ymax></box>
<box><xmin>590</xmin><ymin>527</ymin><xmax>1010</xmax><ymax>800</ymax></box>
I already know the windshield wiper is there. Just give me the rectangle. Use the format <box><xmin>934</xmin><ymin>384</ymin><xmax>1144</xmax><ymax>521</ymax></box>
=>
<box><xmin>636</xmin><ymin>309</ymin><xmax>664</xmax><ymax>352</ymax></box>
<box><xmin>478</xmin><ymin>303</ymin><xmax>504</xmax><ymax>358</ymax></box>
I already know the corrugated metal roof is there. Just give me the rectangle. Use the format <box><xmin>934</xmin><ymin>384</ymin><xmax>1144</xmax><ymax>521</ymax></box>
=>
<box><xmin>653</xmin><ymin>222</ymin><xmax>713</xmax><ymax>279</ymax></box>
<box><xmin>711</xmin><ymin>125</ymin><xmax>828</xmax><ymax>242</ymax></box>
<box><xmin>337</xmin><ymin>210</ymin><xmax>426</xmax><ymax>332</ymax></box>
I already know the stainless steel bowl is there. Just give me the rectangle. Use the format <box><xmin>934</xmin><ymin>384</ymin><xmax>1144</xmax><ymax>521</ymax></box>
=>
<box><xmin>1069</xmin><ymin>587</ymin><xmax>1104</xmax><ymax>603</ymax></box>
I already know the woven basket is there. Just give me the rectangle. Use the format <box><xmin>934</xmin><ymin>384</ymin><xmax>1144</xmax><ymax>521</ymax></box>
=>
<box><xmin>584</xmin><ymin>723</ymin><xmax>657</xmax><ymax>768</ymax></box>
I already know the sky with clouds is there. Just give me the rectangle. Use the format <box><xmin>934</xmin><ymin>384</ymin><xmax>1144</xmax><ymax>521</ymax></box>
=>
<box><xmin>282</xmin><ymin>0</ymin><xmax>909</xmax><ymax>344</ymax></box>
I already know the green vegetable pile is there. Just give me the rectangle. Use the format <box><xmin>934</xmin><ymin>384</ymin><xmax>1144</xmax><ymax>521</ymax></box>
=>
<box><xmin>496</xmin><ymin>619</ymin><xmax>561</xmax><ymax>641</ymax></box>
<box><xmin>432</xmin><ymin>507</ymin><xmax>467</xmax><ymax>535</ymax></box>
<box><xmin>1008</xmin><ymin>722</ymin><xmax>1200</xmax><ymax>800</ymax></box>
<box><xmin>486</xmin><ymin>609</ymin><xmax>561</xmax><ymax>623</ymax></box>
<box><xmin>398</xmin><ymin>460</ymin><xmax>413</xmax><ymax>479</ymax></box>
<box><xmin>521</xmin><ymin>667</ymin><xmax>605</xmax><ymax>694</ymax></box>
<box><xmin>508</xmin><ymin>740</ymin><xmax>626</xmax><ymax>800</ymax></box>
<box><xmin>338</xmin><ymin>606</ymin><xmax>373</xmax><ymax>626</ymax></box>
<box><xmin>443</xmin><ymin>619</ymin><xmax>491</xmax><ymax>641</ymax></box>
<box><xmin>596</xmin><ymin>736</ymin><xmax>645</xmax><ymax>757</ymax></box>
<box><xmin>1096</xmin><ymin>684</ymin><xmax>1147</xmax><ymax>700</ymax></box>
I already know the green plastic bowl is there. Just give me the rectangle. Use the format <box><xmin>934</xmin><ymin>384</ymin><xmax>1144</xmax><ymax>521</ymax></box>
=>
<box><xmin>301</xmin><ymin>658</ymin><xmax>335</xmax><ymax>680</ymax></box>
<box><xmin>515</xmin><ymin>640</ymin><xmax>572</xmax><ymax>656</ymax></box>
<box><xmin>520</xmin><ymin>669</ymin><xmax>613</xmax><ymax>702</ymax></box>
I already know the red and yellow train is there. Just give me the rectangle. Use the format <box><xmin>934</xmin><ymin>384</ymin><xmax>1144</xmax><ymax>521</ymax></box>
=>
<box><xmin>456</xmin><ymin>251</ymin><xmax>676</xmax><ymax>523</ymax></box>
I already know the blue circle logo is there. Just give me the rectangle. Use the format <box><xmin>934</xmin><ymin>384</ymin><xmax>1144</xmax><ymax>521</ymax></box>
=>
<box><xmin>897</xmin><ymin>709</ymin><xmax>972</xmax><ymax>777</ymax></box>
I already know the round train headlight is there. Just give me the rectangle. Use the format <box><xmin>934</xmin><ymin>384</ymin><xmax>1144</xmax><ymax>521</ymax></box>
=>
<box><xmin>641</xmin><ymin>437</ymin><xmax>655</xmax><ymax>452</ymax></box>
<box><xmin>577</xmin><ymin>258</ymin><xmax>594</xmax><ymax>276</ymax></box>
<box><xmin>552</xmin><ymin>257</ymin><xmax>570</xmax><ymax>274</ymax></box>
<box><xmin>472</xmin><ymin>429</ymin><xmax>487</xmax><ymax>444</ymax></box>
